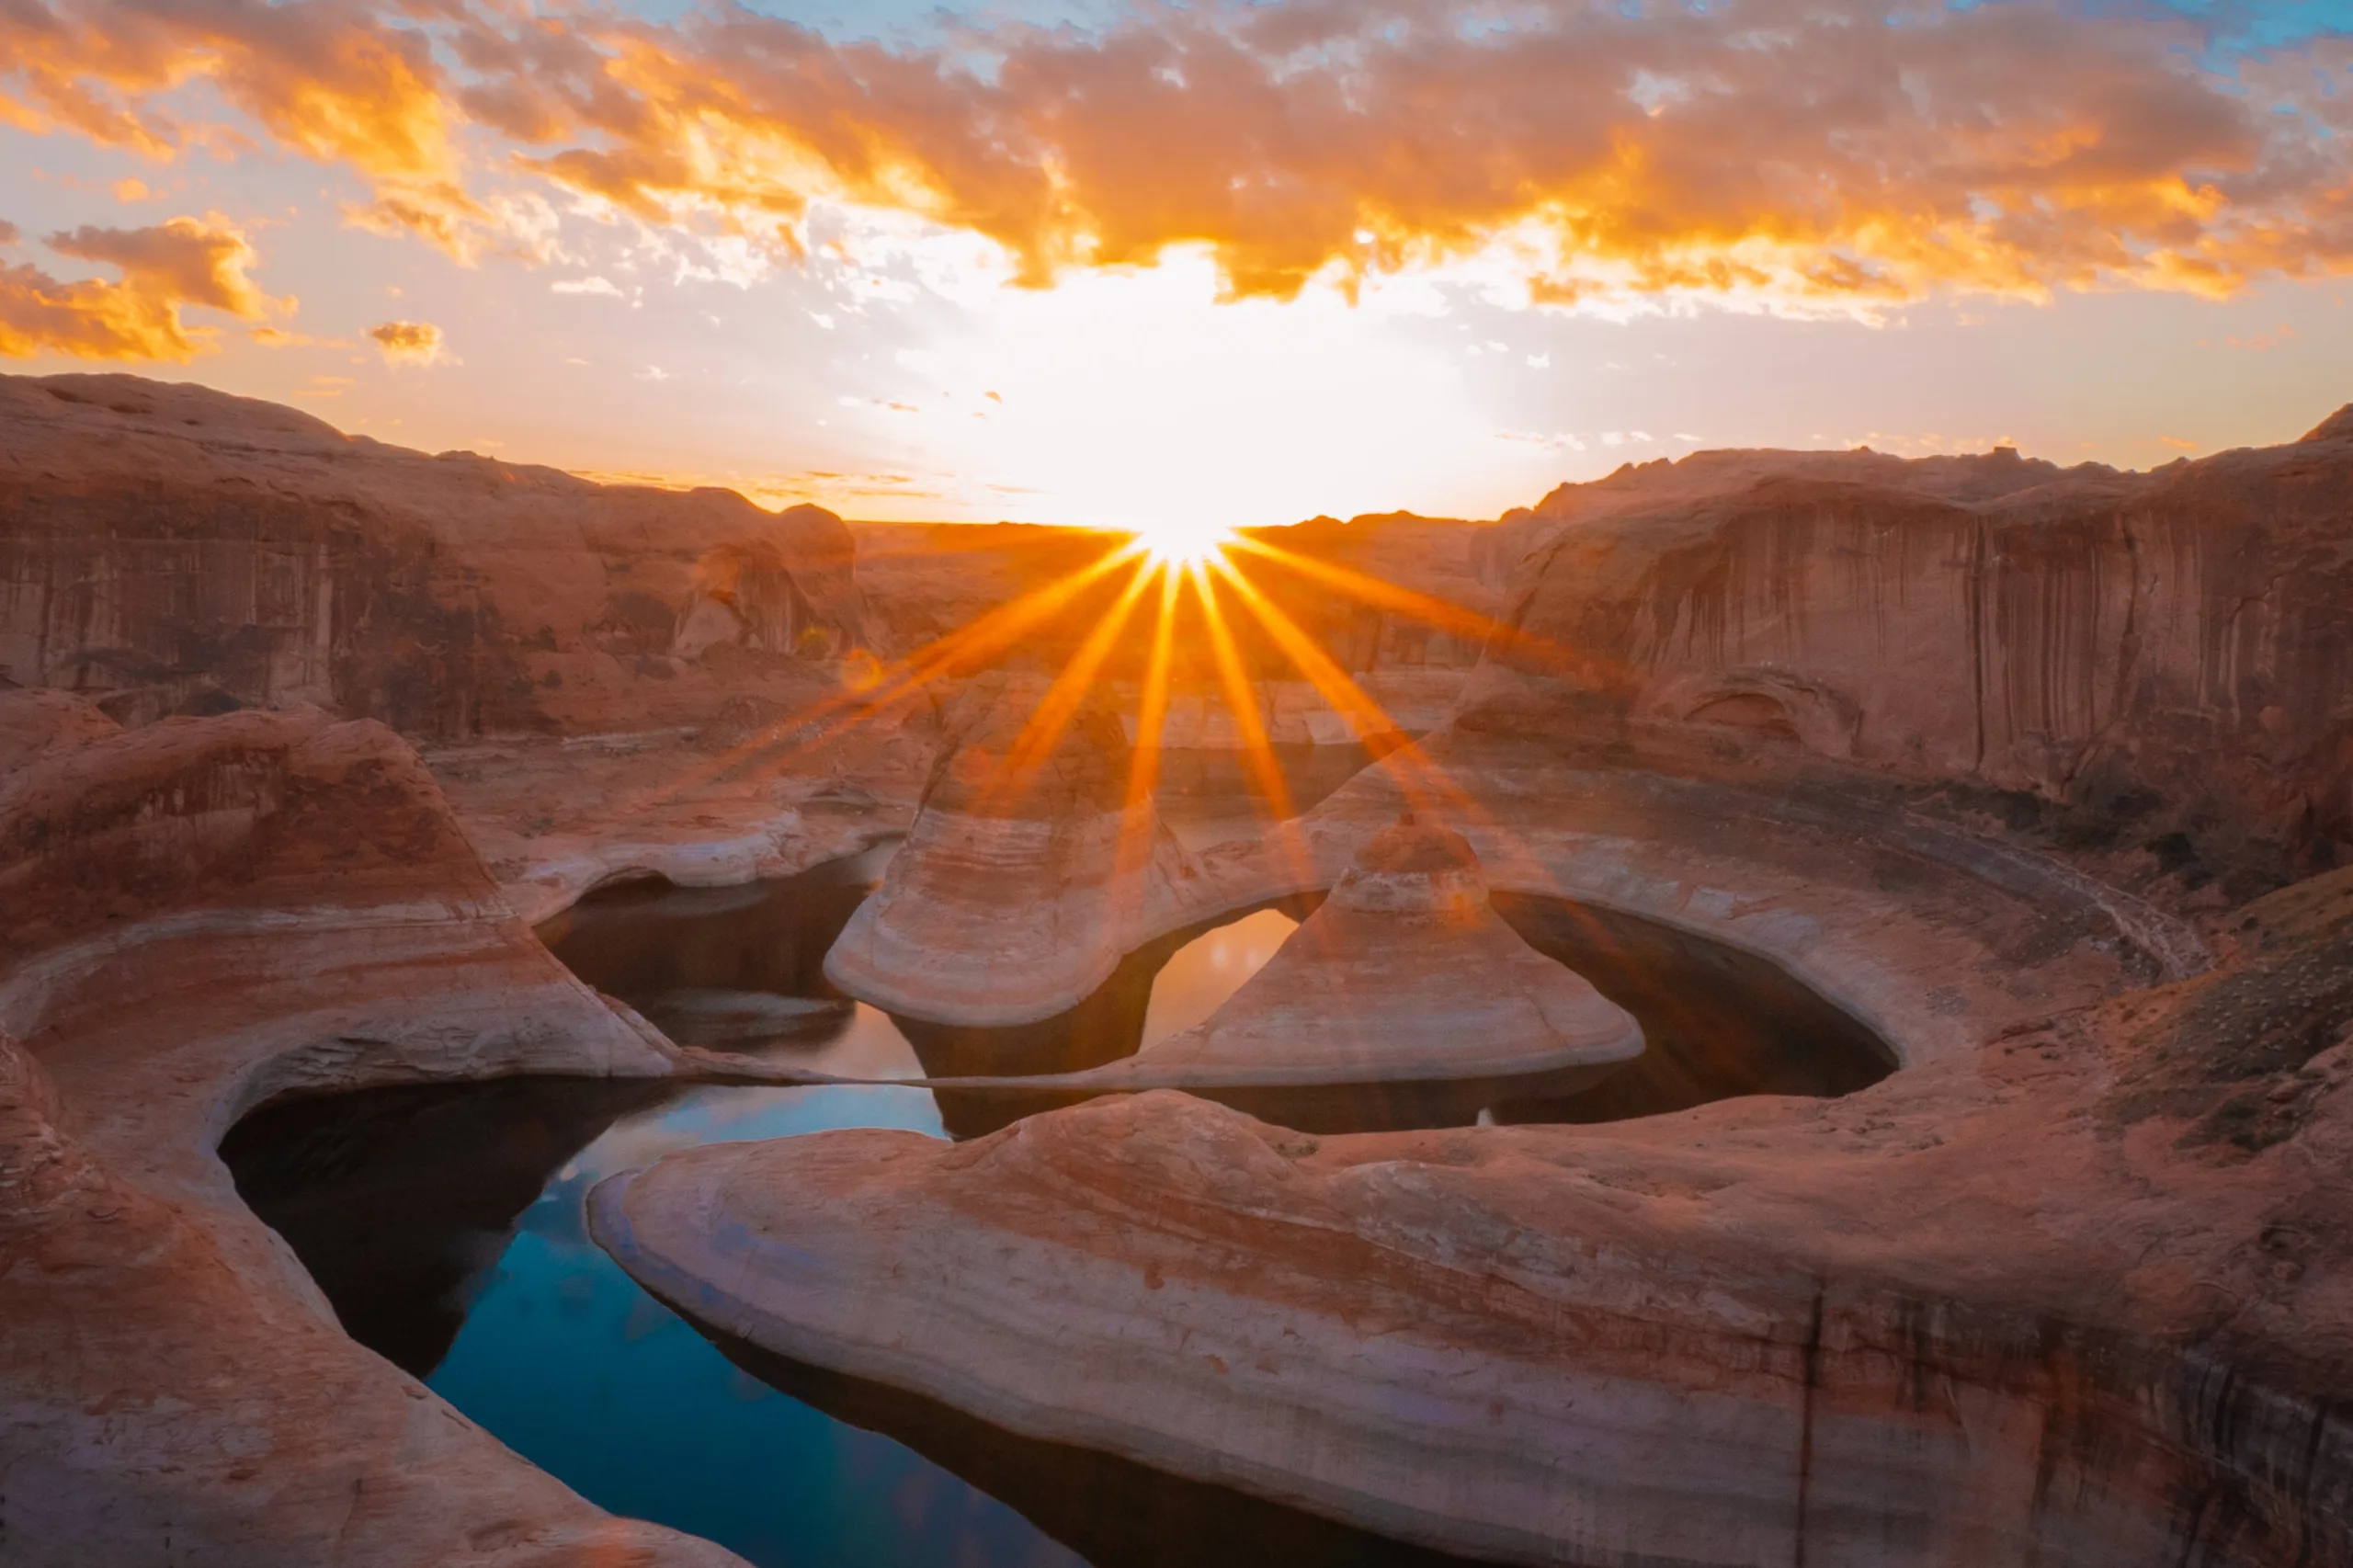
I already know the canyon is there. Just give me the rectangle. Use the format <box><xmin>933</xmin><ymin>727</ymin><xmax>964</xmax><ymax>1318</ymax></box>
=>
<box><xmin>5</xmin><ymin>369</ymin><xmax>2353</xmax><ymax>1566</ymax></box>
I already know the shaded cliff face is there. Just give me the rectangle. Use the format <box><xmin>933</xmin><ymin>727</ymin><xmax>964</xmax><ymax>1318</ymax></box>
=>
<box><xmin>0</xmin><ymin>372</ymin><xmax>869</xmax><ymax>737</ymax></box>
<box><xmin>1464</xmin><ymin>416</ymin><xmax>2353</xmax><ymax>883</ymax></box>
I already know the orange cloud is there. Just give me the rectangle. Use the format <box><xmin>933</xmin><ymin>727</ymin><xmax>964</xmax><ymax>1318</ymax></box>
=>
<box><xmin>0</xmin><ymin>0</ymin><xmax>458</xmax><ymax>176</ymax></box>
<box><xmin>367</xmin><ymin>318</ymin><xmax>444</xmax><ymax>365</ymax></box>
<box><xmin>48</xmin><ymin>214</ymin><xmax>279</xmax><ymax>317</ymax></box>
<box><xmin>8</xmin><ymin>0</ymin><xmax>2353</xmax><ymax>308</ymax></box>
<box><xmin>0</xmin><ymin>214</ymin><xmax>275</xmax><ymax>360</ymax></box>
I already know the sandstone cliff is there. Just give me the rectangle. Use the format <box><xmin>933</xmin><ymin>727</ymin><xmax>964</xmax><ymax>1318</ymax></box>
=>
<box><xmin>0</xmin><ymin>373</ymin><xmax>868</xmax><ymax>737</ymax></box>
<box><xmin>1463</xmin><ymin>414</ymin><xmax>2353</xmax><ymax>887</ymax></box>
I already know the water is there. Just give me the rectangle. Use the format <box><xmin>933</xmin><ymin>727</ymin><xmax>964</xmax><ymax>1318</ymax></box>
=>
<box><xmin>222</xmin><ymin>841</ymin><xmax>1891</xmax><ymax>1568</ymax></box>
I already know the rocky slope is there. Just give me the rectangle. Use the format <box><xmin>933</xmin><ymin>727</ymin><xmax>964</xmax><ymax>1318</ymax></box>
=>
<box><xmin>0</xmin><ymin>373</ymin><xmax>868</xmax><ymax>736</ymax></box>
<box><xmin>0</xmin><ymin>689</ymin><xmax>736</xmax><ymax>1566</ymax></box>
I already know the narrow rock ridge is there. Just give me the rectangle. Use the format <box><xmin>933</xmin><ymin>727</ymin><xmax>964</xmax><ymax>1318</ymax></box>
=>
<box><xmin>590</xmin><ymin>722</ymin><xmax>2353</xmax><ymax>1564</ymax></box>
<box><xmin>924</xmin><ymin>815</ymin><xmax>1643</xmax><ymax>1112</ymax></box>
<box><xmin>0</xmin><ymin>690</ymin><xmax>737</xmax><ymax>1566</ymax></box>
<box><xmin>595</xmin><ymin>923</ymin><xmax>2353</xmax><ymax>1568</ymax></box>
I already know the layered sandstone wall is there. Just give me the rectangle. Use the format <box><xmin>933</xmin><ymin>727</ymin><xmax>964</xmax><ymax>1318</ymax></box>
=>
<box><xmin>1464</xmin><ymin>412</ymin><xmax>2353</xmax><ymax>883</ymax></box>
<box><xmin>0</xmin><ymin>373</ymin><xmax>868</xmax><ymax>737</ymax></box>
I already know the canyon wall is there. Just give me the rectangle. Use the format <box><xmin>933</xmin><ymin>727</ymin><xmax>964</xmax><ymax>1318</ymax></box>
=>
<box><xmin>0</xmin><ymin>373</ymin><xmax>869</xmax><ymax>738</ymax></box>
<box><xmin>1464</xmin><ymin>409</ymin><xmax>2353</xmax><ymax>883</ymax></box>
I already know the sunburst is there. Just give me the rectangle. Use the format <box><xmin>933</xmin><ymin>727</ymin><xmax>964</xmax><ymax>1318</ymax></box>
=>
<box><xmin>641</xmin><ymin>514</ymin><xmax>1595</xmax><ymax>897</ymax></box>
<box><xmin>1132</xmin><ymin>518</ymin><xmax>1237</xmax><ymax>570</ymax></box>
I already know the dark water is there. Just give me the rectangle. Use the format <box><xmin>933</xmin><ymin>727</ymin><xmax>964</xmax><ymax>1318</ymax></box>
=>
<box><xmin>222</xmin><ymin>835</ymin><xmax>1892</xmax><ymax>1568</ymax></box>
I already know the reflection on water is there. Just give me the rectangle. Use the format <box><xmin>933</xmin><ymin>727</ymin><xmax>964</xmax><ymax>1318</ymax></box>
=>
<box><xmin>223</xmin><ymin>836</ymin><xmax>1890</xmax><ymax>1568</ymax></box>
<box><xmin>1140</xmin><ymin>908</ymin><xmax>1298</xmax><ymax>1040</ymax></box>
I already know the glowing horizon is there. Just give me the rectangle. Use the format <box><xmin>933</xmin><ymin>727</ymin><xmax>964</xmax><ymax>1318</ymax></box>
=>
<box><xmin>1</xmin><ymin>0</ymin><xmax>2349</xmax><ymax>528</ymax></box>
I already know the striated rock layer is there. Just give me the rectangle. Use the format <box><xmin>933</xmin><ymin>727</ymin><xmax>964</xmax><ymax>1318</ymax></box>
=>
<box><xmin>1132</xmin><ymin>814</ymin><xmax>1639</xmax><ymax>1085</ymax></box>
<box><xmin>585</xmin><ymin>696</ymin><xmax>2353</xmax><ymax>1564</ymax></box>
<box><xmin>1463</xmin><ymin>410</ymin><xmax>2353</xmax><ymax>886</ymax></box>
<box><xmin>0</xmin><ymin>371</ymin><xmax>867</xmax><ymax>736</ymax></box>
<box><xmin>824</xmin><ymin>675</ymin><xmax>1206</xmax><ymax>1026</ymax></box>
<box><xmin>0</xmin><ymin>689</ymin><xmax>738</xmax><ymax>1566</ymax></box>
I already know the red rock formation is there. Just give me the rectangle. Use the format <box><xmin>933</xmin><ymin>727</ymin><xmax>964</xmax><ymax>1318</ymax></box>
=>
<box><xmin>1083</xmin><ymin>814</ymin><xmax>1642</xmax><ymax>1108</ymax></box>
<box><xmin>824</xmin><ymin>673</ymin><xmax>1205</xmax><ymax>1025</ymax></box>
<box><xmin>1462</xmin><ymin>414</ymin><xmax>2353</xmax><ymax>885</ymax></box>
<box><xmin>0</xmin><ymin>691</ymin><xmax>731</xmax><ymax>1564</ymax></box>
<box><xmin>595</xmin><ymin>860</ymin><xmax>2353</xmax><ymax>1566</ymax></box>
<box><xmin>0</xmin><ymin>372</ymin><xmax>868</xmax><ymax>736</ymax></box>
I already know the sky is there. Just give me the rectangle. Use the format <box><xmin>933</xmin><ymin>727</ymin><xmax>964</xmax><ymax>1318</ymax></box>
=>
<box><xmin>2</xmin><ymin>0</ymin><xmax>2351</xmax><ymax>528</ymax></box>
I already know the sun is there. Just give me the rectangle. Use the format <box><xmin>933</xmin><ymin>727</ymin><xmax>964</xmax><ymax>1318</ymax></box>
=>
<box><xmin>1133</xmin><ymin>518</ymin><xmax>1236</xmax><ymax>568</ymax></box>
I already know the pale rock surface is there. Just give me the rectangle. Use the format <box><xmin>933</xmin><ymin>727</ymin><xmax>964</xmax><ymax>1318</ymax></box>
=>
<box><xmin>0</xmin><ymin>690</ymin><xmax>740</xmax><ymax>1566</ymax></box>
<box><xmin>970</xmin><ymin>814</ymin><xmax>1643</xmax><ymax>1115</ymax></box>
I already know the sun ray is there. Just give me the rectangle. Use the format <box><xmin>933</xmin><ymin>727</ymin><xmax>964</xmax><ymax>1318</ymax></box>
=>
<box><xmin>1223</xmin><ymin>532</ymin><xmax>1583</xmax><ymax>673</ymax></box>
<box><xmin>665</xmin><ymin>537</ymin><xmax>1152</xmax><ymax>795</ymax></box>
<box><xmin>1111</xmin><ymin>561</ymin><xmax>1186</xmax><ymax>920</ymax></box>
<box><xmin>973</xmin><ymin>552</ymin><xmax>1157</xmax><ymax>812</ymax></box>
<box><xmin>1187</xmin><ymin>558</ymin><xmax>1295</xmax><ymax>824</ymax></box>
<box><xmin>1204</xmin><ymin>552</ymin><xmax>1471</xmax><ymax>817</ymax></box>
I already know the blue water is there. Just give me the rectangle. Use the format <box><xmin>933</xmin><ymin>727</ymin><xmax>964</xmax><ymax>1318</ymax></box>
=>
<box><xmin>418</xmin><ymin>906</ymin><xmax>1302</xmax><ymax>1567</ymax></box>
<box><xmin>427</xmin><ymin>1082</ymin><xmax>1086</xmax><ymax>1568</ymax></box>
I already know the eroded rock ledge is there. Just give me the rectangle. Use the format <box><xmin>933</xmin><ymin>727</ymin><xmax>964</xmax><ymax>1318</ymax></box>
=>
<box><xmin>0</xmin><ymin>690</ymin><xmax>738</xmax><ymax>1566</ymax></box>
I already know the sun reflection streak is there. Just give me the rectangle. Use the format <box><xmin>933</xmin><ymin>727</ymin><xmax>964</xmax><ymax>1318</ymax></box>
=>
<box><xmin>1113</xmin><ymin>562</ymin><xmax>1186</xmax><ymax>903</ymax></box>
<box><xmin>608</xmin><ymin>513</ymin><xmax>1637</xmax><ymax>961</ymax></box>
<box><xmin>669</xmin><ymin>538</ymin><xmax>1151</xmax><ymax>798</ymax></box>
<box><xmin>1223</xmin><ymin>532</ymin><xmax>1583</xmax><ymax>673</ymax></box>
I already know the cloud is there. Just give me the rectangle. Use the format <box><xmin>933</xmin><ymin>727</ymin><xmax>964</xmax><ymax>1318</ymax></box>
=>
<box><xmin>0</xmin><ymin>215</ymin><xmax>275</xmax><ymax>360</ymax></box>
<box><xmin>7</xmin><ymin>1</ymin><xmax>2353</xmax><ymax>310</ymax></box>
<box><xmin>47</xmin><ymin>216</ymin><xmax>279</xmax><ymax>318</ymax></box>
<box><xmin>368</xmin><ymin>318</ymin><xmax>445</xmax><ymax>365</ymax></box>
<box><xmin>551</xmin><ymin>275</ymin><xmax>623</xmax><ymax>296</ymax></box>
